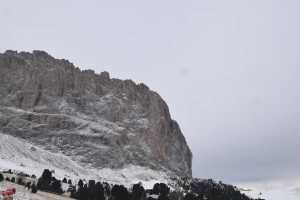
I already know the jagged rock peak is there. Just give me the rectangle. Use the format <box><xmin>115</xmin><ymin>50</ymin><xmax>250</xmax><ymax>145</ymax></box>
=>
<box><xmin>0</xmin><ymin>50</ymin><xmax>192</xmax><ymax>177</ymax></box>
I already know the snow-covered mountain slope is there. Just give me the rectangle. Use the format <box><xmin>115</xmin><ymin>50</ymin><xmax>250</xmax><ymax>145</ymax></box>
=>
<box><xmin>0</xmin><ymin>132</ymin><xmax>88</xmax><ymax>178</ymax></box>
<box><xmin>0</xmin><ymin>132</ymin><xmax>168</xmax><ymax>188</ymax></box>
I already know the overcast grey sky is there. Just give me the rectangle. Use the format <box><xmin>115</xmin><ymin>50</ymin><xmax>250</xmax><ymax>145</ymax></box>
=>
<box><xmin>1</xmin><ymin>0</ymin><xmax>300</xmax><ymax>199</ymax></box>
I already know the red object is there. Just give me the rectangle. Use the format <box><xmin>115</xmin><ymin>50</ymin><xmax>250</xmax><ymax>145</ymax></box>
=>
<box><xmin>1</xmin><ymin>187</ymin><xmax>16</xmax><ymax>196</ymax></box>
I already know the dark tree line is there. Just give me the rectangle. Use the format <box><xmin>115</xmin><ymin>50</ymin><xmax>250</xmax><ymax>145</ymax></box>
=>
<box><xmin>2</xmin><ymin>169</ymin><xmax>262</xmax><ymax>200</ymax></box>
<box><xmin>37</xmin><ymin>169</ymin><xmax>260</xmax><ymax>200</ymax></box>
<box><xmin>175</xmin><ymin>178</ymin><xmax>264</xmax><ymax>200</ymax></box>
<box><xmin>68</xmin><ymin>178</ymin><xmax>170</xmax><ymax>200</ymax></box>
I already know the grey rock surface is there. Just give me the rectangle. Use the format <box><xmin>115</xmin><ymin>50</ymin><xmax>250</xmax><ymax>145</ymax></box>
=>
<box><xmin>0</xmin><ymin>50</ymin><xmax>192</xmax><ymax>177</ymax></box>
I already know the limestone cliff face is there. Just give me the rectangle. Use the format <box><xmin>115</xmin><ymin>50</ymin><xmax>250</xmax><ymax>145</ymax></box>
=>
<box><xmin>0</xmin><ymin>50</ymin><xmax>192</xmax><ymax>177</ymax></box>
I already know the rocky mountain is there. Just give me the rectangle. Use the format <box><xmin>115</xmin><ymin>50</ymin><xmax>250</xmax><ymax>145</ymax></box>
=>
<box><xmin>0</xmin><ymin>50</ymin><xmax>192</xmax><ymax>180</ymax></box>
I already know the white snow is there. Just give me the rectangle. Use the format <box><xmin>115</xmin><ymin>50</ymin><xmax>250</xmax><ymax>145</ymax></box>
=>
<box><xmin>0</xmin><ymin>132</ymin><xmax>89</xmax><ymax>179</ymax></box>
<box><xmin>0</xmin><ymin>132</ymin><xmax>168</xmax><ymax>189</ymax></box>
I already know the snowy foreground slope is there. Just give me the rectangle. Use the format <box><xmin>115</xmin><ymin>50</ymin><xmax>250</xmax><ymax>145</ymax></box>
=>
<box><xmin>0</xmin><ymin>132</ymin><xmax>168</xmax><ymax>188</ymax></box>
<box><xmin>0</xmin><ymin>181</ymin><xmax>73</xmax><ymax>200</ymax></box>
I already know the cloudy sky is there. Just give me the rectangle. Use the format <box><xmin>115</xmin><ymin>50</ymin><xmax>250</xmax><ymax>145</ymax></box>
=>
<box><xmin>1</xmin><ymin>0</ymin><xmax>299</xmax><ymax>199</ymax></box>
